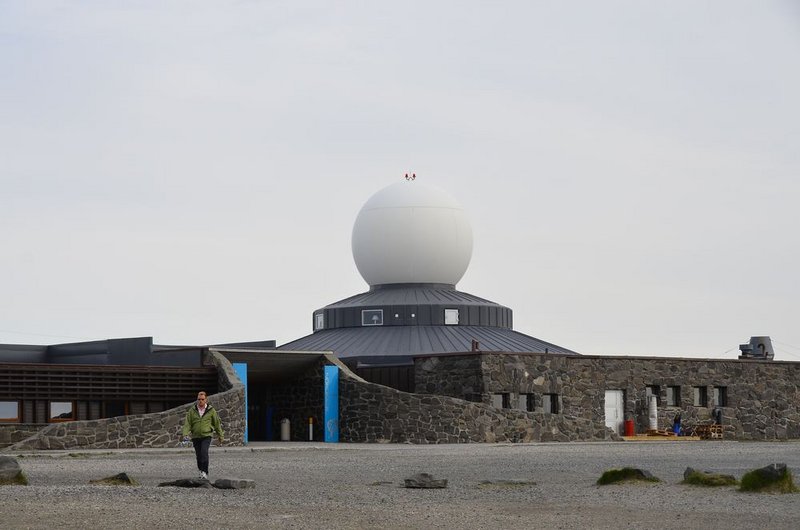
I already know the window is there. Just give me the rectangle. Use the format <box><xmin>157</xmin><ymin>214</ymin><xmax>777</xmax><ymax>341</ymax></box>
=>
<box><xmin>444</xmin><ymin>308</ymin><xmax>459</xmax><ymax>325</ymax></box>
<box><xmin>0</xmin><ymin>401</ymin><xmax>19</xmax><ymax>423</ymax></box>
<box><xmin>713</xmin><ymin>386</ymin><xmax>728</xmax><ymax>407</ymax></box>
<box><xmin>645</xmin><ymin>385</ymin><xmax>660</xmax><ymax>406</ymax></box>
<box><xmin>491</xmin><ymin>393</ymin><xmax>510</xmax><ymax>409</ymax></box>
<box><xmin>666</xmin><ymin>386</ymin><xmax>680</xmax><ymax>407</ymax></box>
<box><xmin>361</xmin><ymin>309</ymin><xmax>383</xmax><ymax>326</ymax></box>
<box><xmin>518</xmin><ymin>393</ymin><xmax>535</xmax><ymax>412</ymax></box>
<box><xmin>314</xmin><ymin>312</ymin><xmax>325</xmax><ymax>331</ymax></box>
<box><xmin>543</xmin><ymin>393</ymin><xmax>560</xmax><ymax>414</ymax></box>
<box><xmin>49</xmin><ymin>401</ymin><xmax>75</xmax><ymax>422</ymax></box>
<box><xmin>693</xmin><ymin>386</ymin><xmax>708</xmax><ymax>407</ymax></box>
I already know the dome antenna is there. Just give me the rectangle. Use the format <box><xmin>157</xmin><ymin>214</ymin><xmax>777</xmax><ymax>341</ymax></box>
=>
<box><xmin>404</xmin><ymin>172</ymin><xmax>416</xmax><ymax>181</ymax></box>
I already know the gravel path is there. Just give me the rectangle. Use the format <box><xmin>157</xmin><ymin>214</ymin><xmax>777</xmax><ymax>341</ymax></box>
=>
<box><xmin>2</xmin><ymin>441</ymin><xmax>799</xmax><ymax>529</ymax></box>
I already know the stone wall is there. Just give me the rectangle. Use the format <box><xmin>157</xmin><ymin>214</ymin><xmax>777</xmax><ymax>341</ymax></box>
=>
<box><xmin>339</xmin><ymin>370</ymin><xmax>614</xmax><ymax>443</ymax></box>
<box><xmin>415</xmin><ymin>354</ymin><xmax>483</xmax><ymax>399</ymax></box>
<box><xmin>0</xmin><ymin>425</ymin><xmax>45</xmax><ymax>448</ymax></box>
<box><xmin>6</xmin><ymin>348</ymin><xmax>794</xmax><ymax>448</ymax></box>
<box><xmin>3</xmin><ymin>350</ymin><xmax>245</xmax><ymax>451</ymax></box>
<box><xmin>415</xmin><ymin>352</ymin><xmax>800</xmax><ymax>440</ymax></box>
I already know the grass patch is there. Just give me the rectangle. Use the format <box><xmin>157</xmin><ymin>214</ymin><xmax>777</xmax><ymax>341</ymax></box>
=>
<box><xmin>0</xmin><ymin>471</ymin><xmax>28</xmax><ymax>486</ymax></box>
<box><xmin>740</xmin><ymin>467</ymin><xmax>798</xmax><ymax>493</ymax></box>
<box><xmin>683</xmin><ymin>470</ymin><xmax>737</xmax><ymax>487</ymax></box>
<box><xmin>597</xmin><ymin>467</ymin><xmax>660</xmax><ymax>485</ymax></box>
<box><xmin>89</xmin><ymin>473</ymin><xmax>138</xmax><ymax>486</ymax></box>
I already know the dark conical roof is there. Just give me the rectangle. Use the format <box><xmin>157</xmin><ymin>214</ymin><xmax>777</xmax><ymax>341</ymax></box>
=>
<box><xmin>278</xmin><ymin>283</ymin><xmax>577</xmax><ymax>365</ymax></box>
<box><xmin>279</xmin><ymin>325</ymin><xmax>576</xmax><ymax>365</ymax></box>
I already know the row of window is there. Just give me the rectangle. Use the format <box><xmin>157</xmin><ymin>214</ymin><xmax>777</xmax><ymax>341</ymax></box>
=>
<box><xmin>0</xmin><ymin>400</ymin><xmax>171</xmax><ymax>423</ymax></box>
<box><xmin>646</xmin><ymin>385</ymin><xmax>728</xmax><ymax>407</ymax></box>
<box><xmin>314</xmin><ymin>308</ymin><xmax>461</xmax><ymax>330</ymax></box>
<box><xmin>0</xmin><ymin>400</ymin><xmax>77</xmax><ymax>423</ymax></box>
<box><xmin>491</xmin><ymin>393</ymin><xmax>561</xmax><ymax>414</ymax></box>
<box><xmin>484</xmin><ymin>385</ymin><xmax>728</xmax><ymax>417</ymax></box>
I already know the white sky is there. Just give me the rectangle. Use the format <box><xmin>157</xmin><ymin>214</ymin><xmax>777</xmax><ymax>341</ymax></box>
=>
<box><xmin>1</xmin><ymin>2</ymin><xmax>799</xmax><ymax>360</ymax></box>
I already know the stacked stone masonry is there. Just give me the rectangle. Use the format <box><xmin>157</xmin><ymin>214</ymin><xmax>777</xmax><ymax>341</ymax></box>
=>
<box><xmin>339</xmin><ymin>371</ymin><xmax>617</xmax><ymax>443</ymax></box>
<box><xmin>4</xmin><ymin>349</ymin><xmax>798</xmax><ymax>450</ymax></box>
<box><xmin>414</xmin><ymin>352</ymin><xmax>800</xmax><ymax>440</ymax></box>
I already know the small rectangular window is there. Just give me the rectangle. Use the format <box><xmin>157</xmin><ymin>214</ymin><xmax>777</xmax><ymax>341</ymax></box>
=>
<box><xmin>693</xmin><ymin>386</ymin><xmax>708</xmax><ymax>407</ymax></box>
<box><xmin>314</xmin><ymin>312</ymin><xmax>325</xmax><ymax>331</ymax></box>
<box><xmin>543</xmin><ymin>393</ymin><xmax>560</xmax><ymax>414</ymax></box>
<box><xmin>491</xmin><ymin>393</ymin><xmax>510</xmax><ymax>409</ymax></box>
<box><xmin>517</xmin><ymin>393</ymin><xmax>535</xmax><ymax>412</ymax></box>
<box><xmin>666</xmin><ymin>386</ymin><xmax>680</xmax><ymax>407</ymax></box>
<box><xmin>49</xmin><ymin>401</ymin><xmax>75</xmax><ymax>422</ymax></box>
<box><xmin>0</xmin><ymin>401</ymin><xmax>20</xmax><ymax>423</ymax></box>
<box><xmin>713</xmin><ymin>386</ymin><xmax>728</xmax><ymax>407</ymax></box>
<box><xmin>645</xmin><ymin>385</ymin><xmax>660</xmax><ymax>406</ymax></box>
<box><xmin>444</xmin><ymin>308</ymin><xmax>459</xmax><ymax>325</ymax></box>
<box><xmin>361</xmin><ymin>309</ymin><xmax>384</xmax><ymax>326</ymax></box>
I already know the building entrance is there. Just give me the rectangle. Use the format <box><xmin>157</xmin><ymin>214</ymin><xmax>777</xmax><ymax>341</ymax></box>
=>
<box><xmin>604</xmin><ymin>389</ymin><xmax>625</xmax><ymax>435</ymax></box>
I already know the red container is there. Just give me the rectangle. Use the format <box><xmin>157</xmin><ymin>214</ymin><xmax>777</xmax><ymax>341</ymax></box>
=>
<box><xmin>624</xmin><ymin>420</ymin><xmax>635</xmax><ymax>436</ymax></box>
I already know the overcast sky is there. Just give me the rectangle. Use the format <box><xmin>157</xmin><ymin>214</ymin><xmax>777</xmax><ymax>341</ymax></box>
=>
<box><xmin>2</xmin><ymin>2</ymin><xmax>798</xmax><ymax>360</ymax></box>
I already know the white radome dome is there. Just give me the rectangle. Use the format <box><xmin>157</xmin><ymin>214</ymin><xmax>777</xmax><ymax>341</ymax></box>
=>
<box><xmin>351</xmin><ymin>180</ymin><xmax>473</xmax><ymax>287</ymax></box>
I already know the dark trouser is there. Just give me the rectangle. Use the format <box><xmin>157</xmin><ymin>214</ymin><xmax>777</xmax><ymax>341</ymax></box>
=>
<box><xmin>192</xmin><ymin>437</ymin><xmax>211</xmax><ymax>474</ymax></box>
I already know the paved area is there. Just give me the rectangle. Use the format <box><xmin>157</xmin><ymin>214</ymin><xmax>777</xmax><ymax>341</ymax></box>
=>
<box><xmin>2</xmin><ymin>441</ymin><xmax>799</xmax><ymax>529</ymax></box>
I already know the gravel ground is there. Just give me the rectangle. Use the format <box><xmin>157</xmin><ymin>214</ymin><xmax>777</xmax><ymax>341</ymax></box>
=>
<box><xmin>2</xmin><ymin>441</ymin><xmax>799</xmax><ymax>529</ymax></box>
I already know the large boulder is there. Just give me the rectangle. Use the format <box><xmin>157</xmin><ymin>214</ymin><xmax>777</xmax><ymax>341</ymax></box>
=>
<box><xmin>158</xmin><ymin>478</ymin><xmax>214</xmax><ymax>488</ymax></box>
<box><xmin>740</xmin><ymin>463</ymin><xmax>797</xmax><ymax>493</ymax></box>
<box><xmin>597</xmin><ymin>467</ymin><xmax>660</xmax><ymax>485</ymax></box>
<box><xmin>0</xmin><ymin>456</ymin><xmax>21</xmax><ymax>480</ymax></box>
<box><xmin>753</xmin><ymin>463</ymin><xmax>787</xmax><ymax>482</ymax></box>
<box><xmin>0</xmin><ymin>456</ymin><xmax>26</xmax><ymax>485</ymax></box>
<box><xmin>404</xmin><ymin>473</ymin><xmax>448</xmax><ymax>489</ymax></box>
<box><xmin>214</xmin><ymin>478</ymin><xmax>255</xmax><ymax>489</ymax></box>
<box><xmin>89</xmin><ymin>473</ymin><xmax>138</xmax><ymax>486</ymax></box>
<box><xmin>683</xmin><ymin>467</ymin><xmax>737</xmax><ymax>487</ymax></box>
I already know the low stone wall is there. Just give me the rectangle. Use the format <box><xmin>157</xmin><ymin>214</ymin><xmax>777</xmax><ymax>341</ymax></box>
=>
<box><xmin>3</xmin><ymin>351</ymin><xmax>245</xmax><ymax>451</ymax></box>
<box><xmin>339</xmin><ymin>371</ymin><xmax>615</xmax><ymax>443</ymax></box>
<box><xmin>0</xmin><ymin>425</ymin><xmax>46</xmax><ymax>448</ymax></box>
<box><xmin>416</xmin><ymin>352</ymin><xmax>800</xmax><ymax>441</ymax></box>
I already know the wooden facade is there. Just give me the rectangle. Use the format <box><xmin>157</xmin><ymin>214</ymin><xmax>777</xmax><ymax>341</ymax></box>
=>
<box><xmin>0</xmin><ymin>362</ymin><xmax>217</xmax><ymax>424</ymax></box>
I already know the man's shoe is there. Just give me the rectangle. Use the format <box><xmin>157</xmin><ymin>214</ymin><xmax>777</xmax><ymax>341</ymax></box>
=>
<box><xmin>199</xmin><ymin>471</ymin><xmax>207</xmax><ymax>480</ymax></box>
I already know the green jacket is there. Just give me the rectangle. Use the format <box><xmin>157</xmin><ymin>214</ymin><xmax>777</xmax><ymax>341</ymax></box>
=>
<box><xmin>182</xmin><ymin>403</ymin><xmax>224</xmax><ymax>440</ymax></box>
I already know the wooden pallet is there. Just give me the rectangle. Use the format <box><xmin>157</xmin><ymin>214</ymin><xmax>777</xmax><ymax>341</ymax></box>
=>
<box><xmin>645</xmin><ymin>429</ymin><xmax>676</xmax><ymax>437</ymax></box>
<box><xmin>694</xmin><ymin>424</ymin><xmax>724</xmax><ymax>440</ymax></box>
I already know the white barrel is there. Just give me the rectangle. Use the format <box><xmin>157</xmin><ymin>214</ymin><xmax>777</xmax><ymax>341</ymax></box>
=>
<box><xmin>280</xmin><ymin>418</ymin><xmax>291</xmax><ymax>441</ymax></box>
<box><xmin>648</xmin><ymin>395</ymin><xmax>658</xmax><ymax>430</ymax></box>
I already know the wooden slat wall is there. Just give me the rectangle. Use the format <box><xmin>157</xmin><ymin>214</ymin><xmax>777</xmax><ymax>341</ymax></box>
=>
<box><xmin>0</xmin><ymin>363</ymin><xmax>217</xmax><ymax>402</ymax></box>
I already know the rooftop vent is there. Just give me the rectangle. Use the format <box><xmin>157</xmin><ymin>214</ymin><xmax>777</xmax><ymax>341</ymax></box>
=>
<box><xmin>738</xmin><ymin>336</ymin><xmax>774</xmax><ymax>360</ymax></box>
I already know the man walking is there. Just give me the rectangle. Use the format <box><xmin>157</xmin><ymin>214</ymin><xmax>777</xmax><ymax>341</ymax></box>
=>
<box><xmin>181</xmin><ymin>391</ymin><xmax>224</xmax><ymax>480</ymax></box>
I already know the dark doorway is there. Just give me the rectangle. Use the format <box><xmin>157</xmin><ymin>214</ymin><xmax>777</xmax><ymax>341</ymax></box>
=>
<box><xmin>247</xmin><ymin>383</ymin><xmax>272</xmax><ymax>441</ymax></box>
